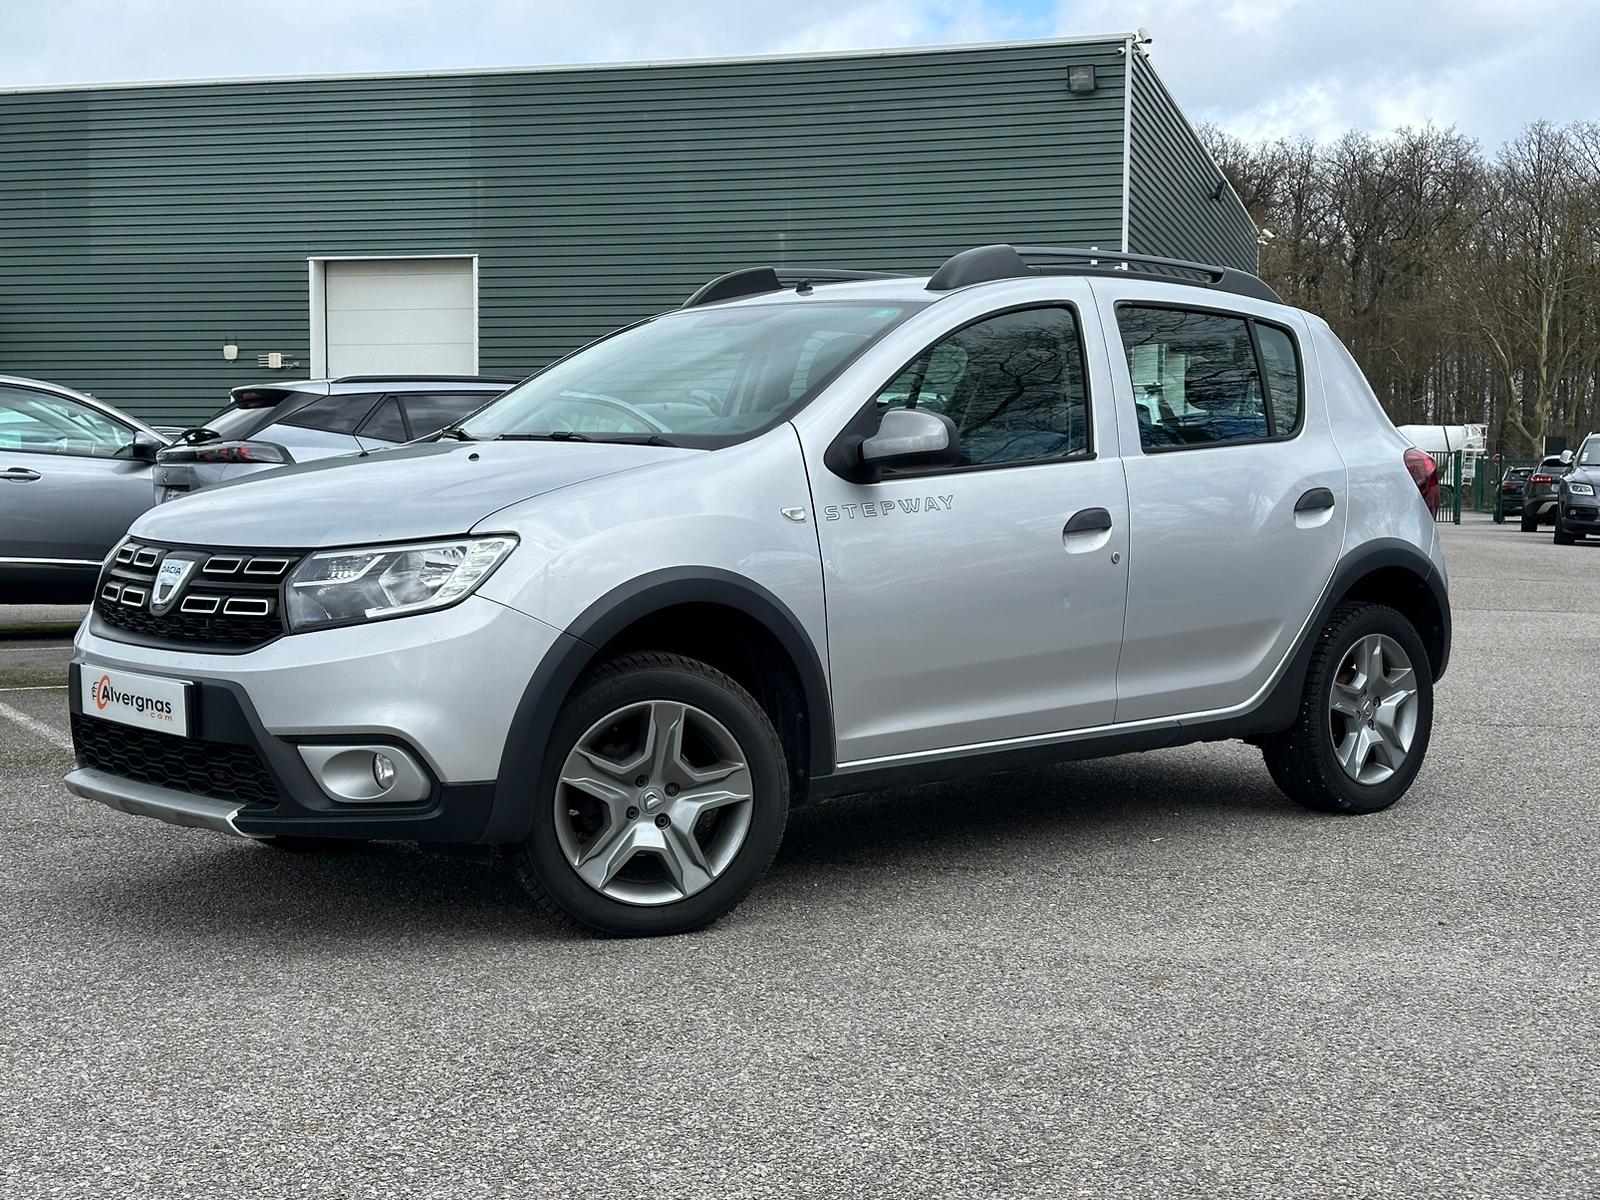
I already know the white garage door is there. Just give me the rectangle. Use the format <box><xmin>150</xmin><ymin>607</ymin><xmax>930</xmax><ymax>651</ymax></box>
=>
<box><xmin>322</xmin><ymin>258</ymin><xmax>476</xmax><ymax>377</ymax></box>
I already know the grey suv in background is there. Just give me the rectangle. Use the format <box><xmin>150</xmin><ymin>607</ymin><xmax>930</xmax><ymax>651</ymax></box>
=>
<box><xmin>152</xmin><ymin>375</ymin><xmax>519</xmax><ymax>502</ymax></box>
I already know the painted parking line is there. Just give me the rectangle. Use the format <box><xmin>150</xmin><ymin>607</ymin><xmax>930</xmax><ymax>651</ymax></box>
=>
<box><xmin>0</xmin><ymin>685</ymin><xmax>67</xmax><ymax>692</ymax></box>
<box><xmin>0</xmin><ymin>697</ymin><xmax>72</xmax><ymax>752</ymax></box>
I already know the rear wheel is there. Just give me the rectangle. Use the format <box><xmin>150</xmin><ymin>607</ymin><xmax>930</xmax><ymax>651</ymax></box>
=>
<box><xmin>1521</xmin><ymin>510</ymin><xmax>1537</xmax><ymax>531</ymax></box>
<box><xmin>510</xmin><ymin>652</ymin><xmax>788</xmax><ymax>936</ymax></box>
<box><xmin>1262</xmin><ymin>603</ymin><xmax>1434</xmax><ymax>815</ymax></box>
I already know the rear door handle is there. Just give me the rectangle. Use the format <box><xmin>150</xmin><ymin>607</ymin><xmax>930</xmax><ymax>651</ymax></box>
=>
<box><xmin>1294</xmin><ymin>487</ymin><xmax>1336</xmax><ymax>513</ymax></box>
<box><xmin>1063</xmin><ymin>507</ymin><xmax>1113</xmax><ymax>534</ymax></box>
<box><xmin>1</xmin><ymin>467</ymin><xmax>42</xmax><ymax>482</ymax></box>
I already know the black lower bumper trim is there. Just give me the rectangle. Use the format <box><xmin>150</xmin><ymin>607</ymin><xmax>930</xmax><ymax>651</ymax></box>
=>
<box><xmin>68</xmin><ymin>663</ymin><xmax>496</xmax><ymax>842</ymax></box>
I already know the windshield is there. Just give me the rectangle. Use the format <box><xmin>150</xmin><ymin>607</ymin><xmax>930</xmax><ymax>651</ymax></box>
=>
<box><xmin>461</xmin><ymin>301</ymin><xmax>924</xmax><ymax>446</ymax></box>
<box><xmin>1578</xmin><ymin>438</ymin><xmax>1600</xmax><ymax>467</ymax></box>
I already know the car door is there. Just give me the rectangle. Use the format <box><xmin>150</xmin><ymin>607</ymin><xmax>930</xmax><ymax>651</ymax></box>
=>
<box><xmin>0</xmin><ymin>383</ymin><xmax>156</xmax><ymax>566</ymax></box>
<box><xmin>805</xmin><ymin>302</ymin><xmax>1130</xmax><ymax>765</ymax></box>
<box><xmin>1094</xmin><ymin>283</ymin><xmax>1347</xmax><ymax>723</ymax></box>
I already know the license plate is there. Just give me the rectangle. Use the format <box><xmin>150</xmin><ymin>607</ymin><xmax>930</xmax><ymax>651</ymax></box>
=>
<box><xmin>81</xmin><ymin>667</ymin><xmax>191</xmax><ymax>736</ymax></box>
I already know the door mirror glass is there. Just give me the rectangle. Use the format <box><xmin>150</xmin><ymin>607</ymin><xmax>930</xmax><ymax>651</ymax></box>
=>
<box><xmin>860</xmin><ymin>408</ymin><xmax>960</xmax><ymax>471</ymax></box>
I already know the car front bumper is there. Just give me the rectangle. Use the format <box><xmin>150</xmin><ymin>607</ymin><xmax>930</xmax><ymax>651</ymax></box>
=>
<box><xmin>66</xmin><ymin>596</ymin><xmax>572</xmax><ymax>842</ymax></box>
<box><xmin>1559</xmin><ymin>499</ymin><xmax>1600</xmax><ymax>534</ymax></box>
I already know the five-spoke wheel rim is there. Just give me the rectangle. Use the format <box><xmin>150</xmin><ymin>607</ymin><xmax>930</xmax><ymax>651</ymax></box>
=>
<box><xmin>1327</xmin><ymin>633</ymin><xmax>1418</xmax><ymax>785</ymax></box>
<box><xmin>555</xmin><ymin>700</ymin><xmax>754</xmax><ymax>906</ymax></box>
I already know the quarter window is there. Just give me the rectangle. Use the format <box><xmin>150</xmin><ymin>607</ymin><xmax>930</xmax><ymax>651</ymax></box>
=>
<box><xmin>874</xmin><ymin>306</ymin><xmax>1090</xmax><ymax>469</ymax></box>
<box><xmin>1117</xmin><ymin>306</ymin><xmax>1302</xmax><ymax>450</ymax></box>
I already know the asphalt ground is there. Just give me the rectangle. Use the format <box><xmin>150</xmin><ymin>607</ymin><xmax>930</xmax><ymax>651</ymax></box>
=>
<box><xmin>1</xmin><ymin>520</ymin><xmax>1596</xmax><ymax>1198</ymax></box>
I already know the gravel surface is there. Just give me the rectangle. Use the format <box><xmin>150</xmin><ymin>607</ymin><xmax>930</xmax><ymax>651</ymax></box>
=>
<box><xmin>1</xmin><ymin>521</ymin><xmax>1596</xmax><ymax>1198</ymax></box>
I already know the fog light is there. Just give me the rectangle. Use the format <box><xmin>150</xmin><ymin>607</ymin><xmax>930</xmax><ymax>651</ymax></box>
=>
<box><xmin>372</xmin><ymin>753</ymin><xmax>396</xmax><ymax>791</ymax></box>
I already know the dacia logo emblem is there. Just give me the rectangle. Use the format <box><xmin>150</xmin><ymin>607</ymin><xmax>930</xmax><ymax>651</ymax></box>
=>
<box><xmin>149</xmin><ymin>555</ymin><xmax>199</xmax><ymax>616</ymax></box>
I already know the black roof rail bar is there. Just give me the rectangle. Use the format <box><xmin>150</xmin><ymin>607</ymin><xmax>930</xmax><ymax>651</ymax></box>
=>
<box><xmin>682</xmin><ymin>266</ymin><xmax>905</xmax><ymax>309</ymax></box>
<box><xmin>925</xmin><ymin>244</ymin><xmax>1282</xmax><ymax>304</ymax></box>
<box><xmin>330</xmin><ymin>374</ymin><xmax>524</xmax><ymax>385</ymax></box>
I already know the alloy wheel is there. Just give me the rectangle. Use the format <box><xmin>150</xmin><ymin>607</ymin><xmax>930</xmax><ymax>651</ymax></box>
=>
<box><xmin>1327</xmin><ymin>633</ymin><xmax>1419</xmax><ymax>785</ymax></box>
<box><xmin>555</xmin><ymin>700</ymin><xmax>754</xmax><ymax>906</ymax></box>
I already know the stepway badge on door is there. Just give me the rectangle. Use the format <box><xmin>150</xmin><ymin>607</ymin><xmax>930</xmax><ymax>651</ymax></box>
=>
<box><xmin>82</xmin><ymin>668</ymin><xmax>191</xmax><ymax>736</ymax></box>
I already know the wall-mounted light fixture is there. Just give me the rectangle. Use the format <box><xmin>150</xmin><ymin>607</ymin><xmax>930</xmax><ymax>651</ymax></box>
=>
<box><xmin>222</xmin><ymin>338</ymin><xmax>239</xmax><ymax>361</ymax></box>
<box><xmin>1067</xmin><ymin>64</ymin><xmax>1096</xmax><ymax>94</ymax></box>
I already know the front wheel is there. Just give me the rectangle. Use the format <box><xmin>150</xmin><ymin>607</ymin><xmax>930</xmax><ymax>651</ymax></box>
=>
<box><xmin>1554</xmin><ymin>509</ymin><xmax>1576</xmax><ymax>545</ymax></box>
<box><xmin>510</xmin><ymin>652</ymin><xmax>789</xmax><ymax>936</ymax></box>
<box><xmin>1262</xmin><ymin>602</ymin><xmax>1434</xmax><ymax>815</ymax></box>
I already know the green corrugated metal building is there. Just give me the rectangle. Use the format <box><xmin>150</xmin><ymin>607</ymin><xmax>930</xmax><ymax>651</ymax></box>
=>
<box><xmin>0</xmin><ymin>35</ymin><xmax>1256</xmax><ymax>426</ymax></box>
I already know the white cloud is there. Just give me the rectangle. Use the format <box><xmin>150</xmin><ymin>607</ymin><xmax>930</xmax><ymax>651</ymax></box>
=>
<box><xmin>1</xmin><ymin>0</ymin><xmax>1592</xmax><ymax>147</ymax></box>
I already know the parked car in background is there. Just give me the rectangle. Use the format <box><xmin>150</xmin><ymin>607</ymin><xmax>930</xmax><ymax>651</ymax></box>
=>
<box><xmin>1520</xmin><ymin>455</ymin><xmax>1573</xmax><ymax>531</ymax></box>
<box><xmin>152</xmin><ymin>375</ymin><xmax>520</xmax><ymax>502</ymax></box>
<box><xmin>1</xmin><ymin>375</ymin><xmax>168</xmax><ymax>603</ymax></box>
<box><xmin>1554</xmin><ymin>433</ymin><xmax>1600</xmax><ymax>545</ymax></box>
<box><xmin>1498</xmin><ymin>466</ymin><xmax>1533</xmax><ymax>518</ymax></box>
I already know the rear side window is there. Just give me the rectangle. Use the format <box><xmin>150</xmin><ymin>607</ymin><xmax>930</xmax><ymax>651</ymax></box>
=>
<box><xmin>873</xmin><ymin>306</ymin><xmax>1091</xmax><ymax>469</ymax></box>
<box><xmin>356</xmin><ymin>397</ymin><xmax>407</xmax><ymax>442</ymax></box>
<box><xmin>401</xmin><ymin>392</ymin><xmax>496</xmax><ymax>437</ymax></box>
<box><xmin>278</xmin><ymin>393</ymin><xmax>381</xmax><ymax>436</ymax></box>
<box><xmin>1117</xmin><ymin>305</ymin><xmax>1303</xmax><ymax>451</ymax></box>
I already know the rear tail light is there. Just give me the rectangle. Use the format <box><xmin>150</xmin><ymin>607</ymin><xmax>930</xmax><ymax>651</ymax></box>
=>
<box><xmin>1530</xmin><ymin>474</ymin><xmax>1553</xmax><ymax>484</ymax></box>
<box><xmin>155</xmin><ymin>441</ymin><xmax>292</xmax><ymax>465</ymax></box>
<box><xmin>1404</xmin><ymin>447</ymin><xmax>1439</xmax><ymax>516</ymax></box>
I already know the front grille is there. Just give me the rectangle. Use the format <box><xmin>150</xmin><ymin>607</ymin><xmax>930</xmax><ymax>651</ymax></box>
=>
<box><xmin>94</xmin><ymin>541</ymin><xmax>300</xmax><ymax>651</ymax></box>
<box><xmin>72</xmin><ymin>713</ymin><xmax>279</xmax><ymax>806</ymax></box>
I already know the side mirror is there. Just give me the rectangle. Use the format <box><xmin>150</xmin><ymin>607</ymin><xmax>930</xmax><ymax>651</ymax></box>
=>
<box><xmin>859</xmin><ymin>409</ymin><xmax>961</xmax><ymax>475</ymax></box>
<box><xmin>1559</xmin><ymin>450</ymin><xmax>1575</xmax><ymax>465</ymax></box>
<box><xmin>127</xmin><ymin>432</ymin><xmax>163</xmax><ymax>462</ymax></box>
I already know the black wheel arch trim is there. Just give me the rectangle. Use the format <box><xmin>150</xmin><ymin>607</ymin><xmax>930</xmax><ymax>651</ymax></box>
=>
<box><xmin>480</xmin><ymin>567</ymin><xmax>834</xmax><ymax>844</ymax></box>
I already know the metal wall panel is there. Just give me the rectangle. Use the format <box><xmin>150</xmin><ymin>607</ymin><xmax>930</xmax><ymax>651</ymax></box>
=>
<box><xmin>0</xmin><ymin>42</ymin><xmax>1132</xmax><ymax>425</ymax></box>
<box><xmin>1125</xmin><ymin>49</ymin><xmax>1259</xmax><ymax>274</ymax></box>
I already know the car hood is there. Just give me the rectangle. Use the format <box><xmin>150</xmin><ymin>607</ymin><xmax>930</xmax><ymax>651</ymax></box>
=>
<box><xmin>1564</xmin><ymin>467</ymin><xmax>1599</xmax><ymax>489</ymax></box>
<box><xmin>130</xmin><ymin>440</ymin><xmax>695</xmax><ymax>548</ymax></box>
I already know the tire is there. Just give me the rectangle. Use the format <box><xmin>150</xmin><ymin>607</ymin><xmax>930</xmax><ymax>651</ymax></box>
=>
<box><xmin>1261</xmin><ymin>602</ymin><xmax>1434</xmax><ymax>815</ymax></box>
<box><xmin>1520</xmin><ymin>510</ymin><xmax>1536</xmax><ymax>532</ymax></box>
<box><xmin>510</xmin><ymin>652</ymin><xmax>789</xmax><ymax>937</ymax></box>
<box><xmin>1554</xmin><ymin>509</ymin><xmax>1575</xmax><ymax>545</ymax></box>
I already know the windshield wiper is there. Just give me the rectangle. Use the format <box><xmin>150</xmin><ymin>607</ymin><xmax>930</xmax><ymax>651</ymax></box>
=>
<box><xmin>494</xmin><ymin>430</ymin><xmax>590</xmax><ymax>442</ymax></box>
<box><xmin>437</xmin><ymin>426</ymin><xmax>476</xmax><ymax>441</ymax></box>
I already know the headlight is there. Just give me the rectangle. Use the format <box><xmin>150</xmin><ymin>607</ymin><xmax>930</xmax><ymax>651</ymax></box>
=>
<box><xmin>1567</xmin><ymin>481</ymin><xmax>1595</xmax><ymax>496</ymax></box>
<box><xmin>285</xmin><ymin>535</ymin><xmax>517</xmax><ymax>631</ymax></box>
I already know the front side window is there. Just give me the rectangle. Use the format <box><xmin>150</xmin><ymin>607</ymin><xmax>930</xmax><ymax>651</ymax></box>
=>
<box><xmin>1578</xmin><ymin>438</ymin><xmax>1600</xmax><ymax>468</ymax></box>
<box><xmin>401</xmin><ymin>392</ymin><xmax>495</xmax><ymax>438</ymax></box>
<box><xmin>873</xmin><ymin>306</ymin><xmax>1090</xmax><ymax>469</ymax></box>
<box><xmin>0</xmin><ymin>386</ymin><xmax>132</xmax><ymax>458</ymax></box>
<box><xmin>1117</xmin><ymin>305</ymin><xmax>1303</xmax><ymax>451</ymax></box>
<box><xmin>462</xmin><ymin>302</ymin><xmax>924</xmax><ymax>447</ymax></box>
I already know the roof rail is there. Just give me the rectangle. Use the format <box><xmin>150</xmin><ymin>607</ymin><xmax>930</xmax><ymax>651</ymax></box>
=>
<box><xmin>925</xmin><ymin>244</ymin><xmax>1282</xmax><ymax>304</ymax></box>
<box><xmin>682</xmin><ymin>266</ymin><xmax>905</xmax><ymax>309</ymax></box>
<box><xmin>330</xmin><ymin>374</ymin><xmax>523</xmax><ymax>385</ymax></box>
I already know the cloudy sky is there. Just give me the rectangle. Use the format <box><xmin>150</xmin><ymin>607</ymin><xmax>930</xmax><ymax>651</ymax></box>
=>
<box><xmin>3</xmin><ymin>0</ymin><xmax>1594</xmax><ymax>147</ymax></box>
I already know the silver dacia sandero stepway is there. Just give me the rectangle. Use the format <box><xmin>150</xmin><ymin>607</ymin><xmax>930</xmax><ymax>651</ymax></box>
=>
<box><xmin>66</xmin><ymin>244</ymin><xmax>1451</xmax><ymax>937</ymax></box>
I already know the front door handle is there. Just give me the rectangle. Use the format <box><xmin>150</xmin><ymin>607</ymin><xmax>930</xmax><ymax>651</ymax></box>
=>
<box><xmin>1063</xmin><ymin>507</ymin><xmax>1113</xmax><ymax>535</ymax></box>
<box><xmin>0</xmin><ymin>467</ymin><xmax>42</xmax><ymax>482</ymax></box>
<box><xmin>1294</xmin><ymin>487</ymin><xmax>1336</xmax><ymax>513</ymax></box>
